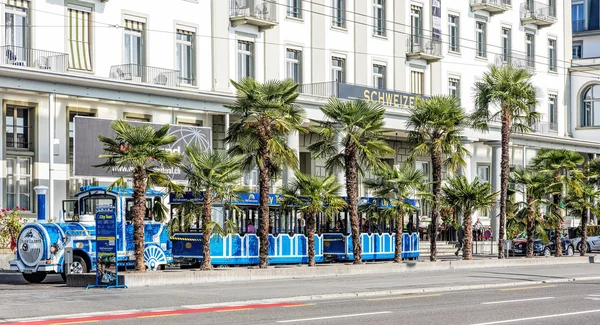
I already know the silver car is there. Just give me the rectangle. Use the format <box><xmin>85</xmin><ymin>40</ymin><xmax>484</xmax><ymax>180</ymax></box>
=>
<box><xmin>570</xmin><ymin>236</ymin><xmax>600</xmax><ymax>253</ymax></box>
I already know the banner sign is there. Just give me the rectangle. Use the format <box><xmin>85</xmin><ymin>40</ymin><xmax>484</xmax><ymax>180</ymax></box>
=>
<box><xmin>73</xmin><ymin>116</ymin><xmax>212</xmax><ymax>180</ymax></box>
<box><xmin>338</xmin><ymin>83</ymin><xmax>426</xmax><ymax>110</ymax></box>
<box><xmin>359</xmin><ymin>197</ymin><xmax>417</xmax><ymax>209</ymax></box>
<box><xmin>91</xmin><ymin>205</ymin><xmax>121</xmax><ymax>288</ymax></box>
<box><xmin>169</xmin><ymin>192</ymin><xmax>283</xmax><ymax>206</ymax></box>
<box><xmin>432</xmin><ymin>0</ymin><xmax>442</xmax><ymax>41</ymax></box>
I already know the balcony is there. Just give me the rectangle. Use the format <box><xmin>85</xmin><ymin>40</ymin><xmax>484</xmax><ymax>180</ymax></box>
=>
<box><xmin>495</xmin><ymin>53</ymin><xmax>535</xmax><ymax>73</ymax></box>
<box><xmin>470</xmin><ymin>0</ymin><xmax>511</xmax><ymax>14</ymax></box>
<box><xmin>520</xmin><ymin>2</ymin><xmax>556</xmax><ymax>27</ymax></box>
<box><xmin>406</xmin><ymin>36</ymin><xmax>443</xmax><ymax>61</ymax></box>
<box><xmin>532</xmin><ymin>121</ymin><xmax>558</xmax><ymax>136</ymax></box>
<box><xmin>298</xmin><ymin>81</ymin><xmax>340</xmax><ymax>98</ymax></box>
<box><xmin>230</xmin><ymin>0</ymin><xmax>277</xmax><ymax>31</ymax></box>
<box><xmin>0</xmin><ymin>45</ymin><xmax>68</xmax><ymax>72</ymax></box>
<box><xmin>573</xmin><ymin>19</ymin><xmax>585</xmax><ymax>33</ymax></box>
<box><xmin>109</xmin><ymin>64</ymin><xmax>180</xmax><ymax>88</ymax></box>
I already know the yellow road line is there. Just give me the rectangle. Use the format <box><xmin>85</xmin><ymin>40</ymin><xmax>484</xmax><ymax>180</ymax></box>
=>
<box><xmin>51</xmin><ymin>321</ymin><xmax>99</xmax><ymax>325</ymax></box>
<box><xmin>500</xmin><ymin>285</ymin><xmax>556</xmax><ymax>291</ymax></box>
<box><xmin>137</xmin><ymin>314</ymin><xmax>180</xmax><ymax>318</ymax></box>
<box><xmin>215</xmin><ymin>308</ymin><xmax>254</xmax><ymax>313</ymax></box>
<box><xmin>367</xmin><ymin>294</ymin><xmax>442</xmax><ymax>301</ymax></box>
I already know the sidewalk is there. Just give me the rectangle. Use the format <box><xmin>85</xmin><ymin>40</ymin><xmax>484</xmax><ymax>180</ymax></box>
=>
<box><xmin>67</xmin><ymin>254</ymin><xmax>597</xmax><ymax>288</ymax></box>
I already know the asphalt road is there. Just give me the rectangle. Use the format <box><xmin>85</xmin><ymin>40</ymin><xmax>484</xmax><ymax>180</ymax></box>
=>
<box><xmin>2</xmin><ymin>262</ymin><xmax>600</xmax><ymax>324</ymax></box>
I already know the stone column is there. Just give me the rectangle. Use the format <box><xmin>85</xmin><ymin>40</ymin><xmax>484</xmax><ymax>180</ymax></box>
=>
<box><xmin>282</xmin><ymin>130</ymin><xmax>300</xmax><ymax>188</ymax></box>
<box><xmin>224</xmin><ymin>113</ymin><xmax>230</xmax><ymax>150</ymax></box>
<box><xmin>490</xmin><ymin>142</ymin><xmax>502</xmax><ymax>241</ymax></box>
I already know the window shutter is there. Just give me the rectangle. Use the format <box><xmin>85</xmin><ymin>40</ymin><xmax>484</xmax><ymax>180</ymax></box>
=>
<box><xmin>68</xmin><ymin>9</ymin><xmax>92</xmax><ymax>71</ymax></box>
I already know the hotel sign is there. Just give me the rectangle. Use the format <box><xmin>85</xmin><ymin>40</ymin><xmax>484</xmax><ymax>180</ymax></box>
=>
<box><xmin>338</xmin><ymin>83</ymin><xmax>426</xmax><ymax>110</ymax></box>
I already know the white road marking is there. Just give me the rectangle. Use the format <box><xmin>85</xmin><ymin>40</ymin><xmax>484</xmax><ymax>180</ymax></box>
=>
<box><xmin>481</xmin><ymin>297</ymin><xmax>555</xmax><ymax>305</ymax></box>
<box><xmin>470</xmin><ymin>309</ymin><xmax>600</xmax><ymax>325</ymax></box>
<box><xmin>276</xmin><ymin>311</ymin><xmax>392</xmax><ymax>323</ymax></box>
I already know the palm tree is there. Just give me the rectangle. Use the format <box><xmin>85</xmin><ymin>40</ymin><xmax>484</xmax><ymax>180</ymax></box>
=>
<box><xmin>442</xmin><ymin>176</ymin><xmax>497</xmax><ymax>260</ymax></box>
<box><xmin>511</xmin><ymin>168</ymin><xmax>557</xmax><ymax>258</ymax></box>
<box><xmin>225</xmin><ymin>79</ymin><xmax>305</xmax><ymax>268</ymax></box>
<box><xmin>472</xmin><ymin>64</ymin><xmax>541</xmax><ymax>259</ymax></box>
<box><xmin>95</xmin><ymin>120</ymin><xmax>183</xmax><ymax>272</ymax></box>
<box><xmin>281</xmin><ymin>173</ymin><xmax>346</xmax><ymax>266</ymax></box>
<box><xmin>531</xmin><ymin>149</ymin><xmax>584</xmax><ymax>257</ymax></box>
<box><xmin>407</xmin><ymin>95</ymin><xmax>470</xmax><ymax>261</ymax></box>
<box><xmin>309</xmin><ymin>98</ymin><xmax>394</xmax><ymax>264</ymax></box>
<box><xmin>181</xmin><ymin>147</ymin><xmax>247</xmax><ymax>270</ymax></box>
<box><xmin>565</xmin><ymin>163</ymin><xmax>600</xmax><ymax>256</ymax></box>
<box><xmin>364</xmin><ymin>164</ymin><xmax>427</xmax><ymax>262</ymax></box>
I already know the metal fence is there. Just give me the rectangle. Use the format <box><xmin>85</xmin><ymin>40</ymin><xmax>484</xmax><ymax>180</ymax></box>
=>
<box><xmin>496</xmin><ymin>53</ymin><xmax>535</xmax><ymax>72</ymax></box>
<box><xmin>109</xmin><ymin>64</ymin><xmax>180</xmax><ymax>87</ymax></box>
<box><xmin>0</xmin><ymin>45</ymin><xmax>68</xmax><ymax>72</ymax></box>
<box><xmin>532</xmin><ymin>121</ymin><xmax>558</xmax><ymax>135</ymax></box>
<box><xmin>471</xmin><ymin>0</ymin><xmax>512</xmax><ymax>6</ymax></box>
<box><xmin>297</xmin><ymin>81</ymin><xmax>339</xmax><ymax>98</ymax></box>
<box><xmin>230</xmin><ymin>0</ymin><xmax>276</xmax><ymax>22</ymax></box>
<box><xmin>520</xmin><ymin>1</ymin><xmax>556</xmax><ymax>20</ymax></box>
<box><xmin>406</xmin><ymin>36</ymin><xmax>442</xmax><ymax>57</ymax></box>
<box><xmin>573</xmin><ymin>19</ymin><xmax>585</xmax><ymax>32</ymax></box>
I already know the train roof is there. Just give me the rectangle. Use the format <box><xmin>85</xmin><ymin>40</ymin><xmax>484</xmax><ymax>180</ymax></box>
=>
<box><xmin>76</xmin><ymin>186</ymin><xmax>165</xmax><ymax>197</ymax></box>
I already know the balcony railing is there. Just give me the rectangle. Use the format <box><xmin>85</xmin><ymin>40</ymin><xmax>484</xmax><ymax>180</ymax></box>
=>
<box><xmin>406</xmin><ymin>36</ymin><xmax>443</xmax><ymax>61</ymax></box>
<box><xmin>520</xmin><ymin>1</ymin><xmax>556</xmax><ymax>26</ymax></box>
<box><xmin>573</xmin><ymin>19</ymin><xmax>585</xmax><ymax>32</ymax></box>
<box><xmin>495</xmin><ymin>53</ymin><xmax>535</xmax><ymax>72</ymax></box>
<box><xmin>532</xmin><ymin>121</ymin><xmax>558</xmax><ymax>135</ymax></box>
<box><xmin>0</xmin><ymin>45</ymin><xmax>68</xmax><ymax>72</ymax></box>
<box><xmin>230</xmin><ymin>0</ymin><xmax>277</xmax><ymax>30</ymax></box>
<box><xmin>470</xmin><ymin>0</ymin><xmax>511</xmax><ymax>13</ymax></box>
<box><xmin>297</xmin><ymin>81</ymin><xmax>339</xmax><ymax>98</ymax></box>
<box><xmin>109</xmin><ymin>64</ymin><xmax>180</xmax><ymax>87</ymax></box>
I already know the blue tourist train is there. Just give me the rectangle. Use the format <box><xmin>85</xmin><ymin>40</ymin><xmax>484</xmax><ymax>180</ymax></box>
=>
<box><xmin>10</xmin><ymin>186</ymin><xmax>173</xmax><ymax>283</ymax></box>
<box><xmin>170</xmin><ymin>192</ymin><xmax>420</xmax><ymax>266</ymax></box>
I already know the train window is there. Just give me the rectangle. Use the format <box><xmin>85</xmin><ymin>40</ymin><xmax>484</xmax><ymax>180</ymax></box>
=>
<box><xmin>125</xmin><ymin>198</ymin><xmax>153</xmax><ymax>221</ymax></box>
<box><xmin>62</xmin><ymin>200</ymin><xmax>77</xmax><ymax>222</ymax></box>
<box><xmin>79</xmin><ymin>195</ymin><xmax>115</xmax><ymax>216</ymax></box>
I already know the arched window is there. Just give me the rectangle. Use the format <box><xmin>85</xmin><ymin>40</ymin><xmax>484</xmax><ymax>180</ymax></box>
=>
<box><xmin>582</xmin><ymin>85</ymin><xmax>600</xmax><ymax>127</ymax></box>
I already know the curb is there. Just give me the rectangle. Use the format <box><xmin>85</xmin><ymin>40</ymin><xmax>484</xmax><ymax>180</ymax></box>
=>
<box><xmin>6</xmin><ymin>275</ymin><xmax>600</xmax><ymax>324</ymax></box>
<box><xmin>67</xmin><ymin>255</ymin><xmax>597</xmax><ymax>288</ymax></box>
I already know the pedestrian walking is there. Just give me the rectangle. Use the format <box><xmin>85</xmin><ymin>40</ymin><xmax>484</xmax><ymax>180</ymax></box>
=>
<box><xmin>455</xmin><ymin>225</ymin><xmax>465</xmax><ymax>256</ymax></box>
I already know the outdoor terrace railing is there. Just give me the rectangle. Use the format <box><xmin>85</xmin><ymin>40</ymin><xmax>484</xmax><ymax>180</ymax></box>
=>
<box><xmin>297</xmin><ymin>81</ymin><xmax>340</xmax><ymax>98</ymax></box>
<box><xmin>0</xmin><ymin>45</ymin><xmax>68</xmax><ymax>72</ymax></box>
<box><xmin>109</xmin><ymin>64</ymin><xmax>180</xmax><ymax>87</ymax></box>
<box><xmin>520</xmin><ymin>1</ymin><xmax>556</xmax><ymax>22</ymax></box>
<box><xmin>573</xmin><ymin>19</ymin><xmax>585</xmax><ymax>32</ymax></box>
<box><xmin>406</xmin><ymin>36</ymin><xmax>442</xmax><ymax>58</ymax></box>
<box><xmin>532</xmin><ymin>121</ymin><xmax>558</xmax><ymax>135</ymax></box>
<box><xmin>495</xmin><ymin>53</ymin><xmax>535</xmax><ymax>72</ymax></box>
<box><xmin>230</xmin><ymin>0</ymin><xmax>276</xmax><ymax>22</ymax></box>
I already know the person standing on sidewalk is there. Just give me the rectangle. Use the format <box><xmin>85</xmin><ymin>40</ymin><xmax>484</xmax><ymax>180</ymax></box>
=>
<box><xmin>455</xmin><ymin>225</ymin><xmax>465</xmax><ymax>256</ymax></box>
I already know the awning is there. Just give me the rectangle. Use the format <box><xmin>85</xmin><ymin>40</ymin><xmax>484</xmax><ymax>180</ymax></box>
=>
<box><xmin>177</xmin><ymin>29</ymin><xmax>194</xmax><ymax>36</ymax></box>
<box><xmin>5</xmin><ymin>0</ymin><xmax>29</xmax><ymax>8</ymax></box>
<box><xmin>125</xmin><ymin>20</ymin><xmax>143</xmax><ymax>32</ymax></box>
<box><xmin>68</xmin><ymin>9</ymin><xmax>92</xmax><ymax>71</ymax></box>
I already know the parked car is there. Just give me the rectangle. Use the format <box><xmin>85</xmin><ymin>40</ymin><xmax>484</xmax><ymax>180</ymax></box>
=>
<box><xmin>509</xmin><ymin>230</ymin><xmax>573</xmax><ymax>257</ymax></box>
<box><xmin>570</xmin><ymin>235</ymin><xmax>600</xmax><ymax>253</ymax></box>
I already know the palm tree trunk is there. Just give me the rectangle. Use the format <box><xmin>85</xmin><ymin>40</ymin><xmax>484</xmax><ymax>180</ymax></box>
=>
<box><xmin>463</xmin><ymin>211</ymin><xmax>473</xmax><ymax>260</ymax></box>
<box><xmin>201</xmin><ymin>192</ymin><xmax>213</xmax><ymax>271</ymax></box>
<box><xmin>429</xmin><ymin>149</ymin><xmax>443</xmax><ymax>262</ymax></box>
<box><xmin>582</xmin><ymin>208</ymin><xmax>588</xmax><ymax>256</ymax></box>
<box><xmin>394</xmin><ymin>213</ymin><xmax>403</xmax><ymax>263</ymax></box>
<box><xmin>258</xmin><ymin>158</ymin><xmax>271</xmax><ymax>268</ymax></box>
<box><xmin>345</xmin><ymin>146</ymin><xmax>362</xmax><ymax>264</ymax></box>
<box><xmin>553</xmin><ymin>190</ymin><xmax>563</xmax><ymax>257</ymax></box>
<box><xmin>132</xmin><ymin>167</ymin><xmax>148</xmax><ymax>272</ymax></box>
<box><xmin>526</xmin><ymin>203</ymin><xmax>535</xmax><ymax>258</ymax></box>
<box><xmin>307</xmin><ymin>212</ymin><xmax>316</xmax><ymax>267</ymax></box>
<box><xmin>498</xmin><ymin>110</ymin><xmax>511</xmax><ymax>259</ymax></box>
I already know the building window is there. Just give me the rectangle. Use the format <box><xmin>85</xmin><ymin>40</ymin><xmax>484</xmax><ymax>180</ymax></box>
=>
<box><xmin>332</xmin><ymin>57</ymin><xmax>345</xmax><ymax>82</ymax></box>
<box><xmin>448</xmin><ymin>15</ymin><xmax>459</xmax><ymax>53</ymax></box>
<box><xmin>237</xmin><ymin>41</ymin><xmax>253</xmax><ymax>80</ymax></box>
<box><xmin>286</xmin><ymin>49</ymin><xmax>302</xmax><ymax>83</ymax></box>
<box><xmin>373</xmin><ymin>0</ymin><xmax>385</xmax><ymax>36</ymax></box>
<box><xmin>177</xmin><ymin>118</ymin><xmax>203</xmax><ymax>127</ymax></box>
<box><xmin>68</xmin><ymin>8</ymin><xmax>92</xmax><ymax>71</ymax></box>
<box><xmin>548</xmin><ymin>39</ymin><xmax>557</xmax><ymax>72</ymax></box>
<box><xmin>124</xmin><ymin>113</ymin><xmax>151</xmax><ymax>122</ymax></box>
<box><xmin>212</xmin><ymin>115</ymin><xmax>225</xmax><ymax>150</ymax></box>
<box><xmin>332</xmin><ymin>0</ymin><xmax>345</xmax><ymax>28</ymax></box>
<box><xmin>449</xmin><ymin>78</ymin><xmax>460</xmax><ymax>101</ymax></box>
<box><xmin>581</xmin><ymin>85</ymin><xmax>600</xmax><ymax>127</ymax></box>
<box><xmin>177</xmin><ymin>30</ymin><xmax>195</xmax><ymax>85</ymax></box>
<box><xmin>287</xmin><ymin>0</ymin><xmax>302</xmax><ymax>18</ymax></box>
<box><xmin>6</xmin><ymin>106</ymin><xmax>31</xmax><ymax>150</ymax></box>
<box><xmin>6</xmin><ymin>157</ymin><xmax>31</xmax><ymax>211</ymax></box>
<box><xmin>5</xmin><ymin>4</ymin><xmax>28</xmax><ymax>51</ymax></box>
<box><xmin>124</xmin><ymin>20</ymin><xmax>144</xmax><ymax>67</ymax></box>
<box><xmin>572</xmin><ymin>3</ymin><xmax>584</xmax><ymax>32</ymax></box>
<box><xmin>548</xmin><ymin>94</ymin><xmax>558</xmax><ymax>129</ymax></box>
<box><xmin>526</xmin><ymin>32</ymin><xmax>535</xmax><ymax>68</ymax></box>
<box><xmin>373</xmin><ymin>64</ymin><xmax>386</xmax><ymax>89</ymax></box>
<box><xmin>477</xmin><ymin>164</ymin><xmax>490</xmax><ymax>217</ymax></box>
<box><xmin>573</xmin><ymin>43</ymin><xmax>582</xmax><ymax>59</ymax></box>
<box><xmin>476</xmin><ymin>21</ymin><xmax>486</xmax><ymax>58</ymax></box>
<box><xmin>502</xmin><ymin>27</ymin><xmax>511</xmax><ymax>62</ymax></box>
<box><xmin>411</xmin><ymin>5</ymin><xmax>422</xmax><ymax>46</ymax></box>
<box><xmin>411</xmin><ymin>70</ymin><xmax>424</xmax><ymax>95</ymax></box>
